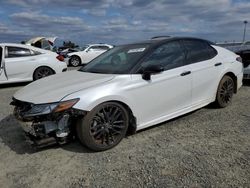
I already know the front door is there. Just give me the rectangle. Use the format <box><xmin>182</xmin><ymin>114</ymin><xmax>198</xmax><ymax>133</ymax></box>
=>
<box><xmin>128</xmin><ymin>41</ymin><xmax>192</xmax><ymax>129</ymax></box>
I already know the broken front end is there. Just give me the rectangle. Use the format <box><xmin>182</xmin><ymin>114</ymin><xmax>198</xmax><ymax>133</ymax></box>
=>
<box><xmin>11</xmin><ymin>98</ymin><xmax>85</xmax><ymax>148</ymax></box>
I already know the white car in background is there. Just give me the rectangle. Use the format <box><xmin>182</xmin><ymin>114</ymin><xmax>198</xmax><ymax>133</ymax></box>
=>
<box><xmin>67</xmin><ymin>44</ymin><xmax>113</xmax><ymax>67</ymax></box>
<box><xmin>0</xmin><ymin>43</ymin><xmax>67</xmax><ymax>84</ymax></box>
<box><xmin>12</xmin><ymin>37</ymin><xmax>243</xmax><ymax>151</ymax></box>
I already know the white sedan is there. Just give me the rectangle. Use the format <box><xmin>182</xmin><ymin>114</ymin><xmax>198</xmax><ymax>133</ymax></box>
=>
<box><xmin>12</xmin><ymin>37</ymin><xmax>243</xmax><ymax>151</ymax></box>
<box><xmin>0</xmin><ymin>43</ymin><xmax>67</xmax><ymax>84</ymax></box>
<box><xmin>67</xmin><ymin>44</ymin><xmax>113</xmax><ymax>67</ymax></box>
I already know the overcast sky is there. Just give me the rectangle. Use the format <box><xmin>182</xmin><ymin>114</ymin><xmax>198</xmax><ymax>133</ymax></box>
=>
<box><xmin>0</xmin><ymin>0</ymin><xmax>249</xmax><ymax>46</ymax></box>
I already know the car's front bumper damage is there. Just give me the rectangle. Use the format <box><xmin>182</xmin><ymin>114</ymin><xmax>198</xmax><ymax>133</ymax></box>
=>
<box><xmin>11</xmin><ymin>98</ymin><xmax>86</xmax><ymax>148</ymax></box>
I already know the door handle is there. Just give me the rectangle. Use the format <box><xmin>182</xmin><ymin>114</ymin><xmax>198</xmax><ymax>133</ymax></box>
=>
<box><xmin>180</xmin><ymin>71</ymin><xmax>191</xmax><ymax>76</ymax></box>
<box><xmin>214</xmin><ymin>62</ymin><xmax>222</xmax><ymax>67</ymax></box>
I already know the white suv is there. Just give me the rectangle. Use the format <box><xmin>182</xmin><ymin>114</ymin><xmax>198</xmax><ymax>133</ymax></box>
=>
<box><xmin>67</xmin><ymin>44</ymin><xmax>113</xmax><ymax>67</ymax></box>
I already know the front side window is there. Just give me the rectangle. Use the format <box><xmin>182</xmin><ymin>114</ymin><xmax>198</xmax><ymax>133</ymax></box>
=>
<box><xmin>6</xmin><ymin>47</ymin><xmax>31</xmax><ymax>58</ymax></box>
<box><xmin>142</xmin><ymin>41</ymin><xmax>186</xmax><ymax>71</ymax></box>
<box><xmin>79</xmin><ymin>44</ymin><xmax>149</xmax><ymax>74</ymax></box>
<box><xmin>182</xmin><ymin>40</ymin><xmax>216</xmax><ymax>64</ymax></box>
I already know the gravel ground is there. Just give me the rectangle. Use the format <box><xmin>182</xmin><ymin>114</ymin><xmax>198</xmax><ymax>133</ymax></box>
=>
<box><xmin>0</xmin><ymin>79</ymin><xmax>249</xmax><ymax>188</ymax></box>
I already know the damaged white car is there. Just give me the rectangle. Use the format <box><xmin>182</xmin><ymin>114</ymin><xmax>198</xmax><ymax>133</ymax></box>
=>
<box><xmin>0</xmin><ymin>43</ymin><xmax>67</xmax><ymax>84</ymax></box>
<box><xmin>11</xmin><ymin>37</ymin><xmax>243</xmax><ymax>151</ymax></box>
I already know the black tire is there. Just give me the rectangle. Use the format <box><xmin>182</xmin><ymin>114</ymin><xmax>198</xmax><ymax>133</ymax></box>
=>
<box><xmin>69</xmin><ymin>56</ymin><xmax>81</xmax><ymax>67</ymax></box>
<box><xmin>33</xmin><ymin>67</ymin><xmax>54</xmax><ymax>80</ymax></box>
<box><xmin>76</xmin><ymin>102</ymin><xmax>129</xmax><ymax>151</ymax></box>
<box><xmin>215</xmin><ymin>75</ymin><xmax>235</xmax><ymax>108</ymax></box>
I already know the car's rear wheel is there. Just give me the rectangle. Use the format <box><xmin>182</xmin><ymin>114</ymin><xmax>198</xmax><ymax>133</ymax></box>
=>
<box><xmin>215</xmin><ymin>75</ymin><xmax>235</xmax><ymax>108</ymax></box>
<box><xmin>69</xmin><ymin>56</ymin><xmax>81</xmax><ymax>67</ymax></box>
<box><xmin>33</xmin><ymin>66</ymin><xmax>54</xmax><ymax>80</ymax></box>
<box><xmin>77</xmin><ymin>102</ymin><xmax>129</xmax><ymax>151</ymax></box>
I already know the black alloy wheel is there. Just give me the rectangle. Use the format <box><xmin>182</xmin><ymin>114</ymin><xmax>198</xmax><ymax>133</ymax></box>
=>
<box><xmin>216</xmin><ymin>75</ymin><xmax>235</xmax><ymax>108</ymax></box>
<box><xmin>77</xmin><ymin>102</ymin><xmax>129</xmax><ymax>151</ymax></box>
<box><xmin>33</xmin><ymin>67</ymin><xmax>54</xmax><ymax>80</ymax></box>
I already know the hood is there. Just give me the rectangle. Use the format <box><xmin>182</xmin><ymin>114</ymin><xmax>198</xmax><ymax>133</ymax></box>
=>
<box><xmin>14</xmin><ymin>71</ymin><xmax>114</xmax><ymax>104</ymax></box>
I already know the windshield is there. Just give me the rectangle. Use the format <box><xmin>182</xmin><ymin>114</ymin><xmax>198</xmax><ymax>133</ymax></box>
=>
<box><xmin>79</xmin><ymin>44</ymin><xmax>149</xmax><ymax>74</ymax></box>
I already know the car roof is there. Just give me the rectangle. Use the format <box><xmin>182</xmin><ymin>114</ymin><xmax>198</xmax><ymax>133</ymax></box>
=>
<box><xmin>121</xmin><ymin>36</ymin><xmax>213</xmax><ymax>46</ymax></box>
<box><xmin>87</xmin><ymin>43</ymin><xmax>113</xmax><ymax>47</ymax></box>
<box><xmin>0</xmin><ymin>43</ymin><xmax>54</xmax><ymax>53</ymax></box>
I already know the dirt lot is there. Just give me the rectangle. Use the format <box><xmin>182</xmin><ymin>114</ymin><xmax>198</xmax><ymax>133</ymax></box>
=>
<box><xmin>0</xmin><ymin>80</ymin><xmax>250</xmax><ymax>188</ymax></box>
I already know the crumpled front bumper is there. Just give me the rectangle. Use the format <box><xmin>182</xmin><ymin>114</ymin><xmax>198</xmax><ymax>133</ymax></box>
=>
<box><xmin>11</xmin><ymin>98</ymin><xmax>86</xmax><ymax>148</ymax></box>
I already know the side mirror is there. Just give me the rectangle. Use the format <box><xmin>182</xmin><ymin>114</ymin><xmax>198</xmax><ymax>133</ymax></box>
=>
<box><xmin>141</xmin><ymin>64</ymin><xmax>164</xmax><ymax>80</ymax></box>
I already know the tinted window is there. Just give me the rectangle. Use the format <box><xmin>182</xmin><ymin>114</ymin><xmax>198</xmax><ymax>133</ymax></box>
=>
<box><xmin>142</xmin><ymin>41</ymin><xmax>185</xmax><ymax>71</ymax></box>
<box><xmin>6</xmin><ymin>47</ymin><xmax>31</xmax><ymax>58</ymax></box>
<box><xmin>182</xmin><ymin>40</ymin><xmax>216</xmax><ymax>64</ymax></box>
<box><xmin>97</xmin><ymin>46</ymin><xmax>110</xmax><ymax>50</ymax></box>
<box><xmin>79</xmin><ymin>44</ymin><xmax>149</xmax><ymax>74</ymax></box>
<box><xmin>89</xmin><ymin>46</ymin><xmax>108</xmax><ymax>51</ymax></box>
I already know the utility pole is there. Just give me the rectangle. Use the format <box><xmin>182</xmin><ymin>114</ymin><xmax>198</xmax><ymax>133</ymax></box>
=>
<box><xmin>243</xmin><ymin>20</ymin><xmax>248</xmax><ymax>43</ymax></box>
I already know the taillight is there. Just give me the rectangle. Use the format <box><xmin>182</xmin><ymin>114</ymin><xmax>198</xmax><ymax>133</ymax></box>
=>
<box><xmin>236</xmin><ymin>56</ymin><xmax>242</xmax><ymax>63</ymax></box>
<box><xmin>56</xmin><ymin>55</ymin><xmax>64</xmax><ymax>62</ymax></box>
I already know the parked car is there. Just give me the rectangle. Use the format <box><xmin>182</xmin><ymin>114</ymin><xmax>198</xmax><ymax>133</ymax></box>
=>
<box><xmin>57</xmin><ymin>47</ymin><xmax>84</xmax><ymax>58</ymax></box>
<box><xmin>221</xmin><ymin>45</ymin><xmax>250</xmax><ymax>80</ymax></box>
<box><xmin>11</xmin><ymin>37</ymin><xmax>243</xmax><ymax>151</ymax></box>
<box><xmin>0</xmin><ymin>43</ymin><xmax>67</xmax><ymax>84</ymax></box>
<box><xmin>67</xmin><ymin>44</ymin><xmax>113</xmax><ymax>67</ymax></box>
<box><xmin>25</xmin><ymin>37</ymin><xmax>57</xmax><ymax>51</ymax></box>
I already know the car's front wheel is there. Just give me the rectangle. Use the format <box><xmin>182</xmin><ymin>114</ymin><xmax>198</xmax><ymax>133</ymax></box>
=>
<box><xmin>69</xmin><ymin>56</ymin><xmax>81</xmax><ymax>67</ymax></box>
<box><xmin>215</xmin><ymin>75</ymin><xmax>235</xmax><ymax>108</ymax></box>
<box><xmin>77</xmin><ymin>102</ymin><xmax>129</xmax><ymax>151</ymax></box>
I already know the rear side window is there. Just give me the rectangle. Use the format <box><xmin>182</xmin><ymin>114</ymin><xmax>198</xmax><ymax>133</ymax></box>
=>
<box><xmin>6</xmin><ymin>47</ymin><xmax>32</xmax><ymax>58</ymax></box>
<box><xmin>182</xmin><ymin>40</ymin><xmax>217</xmax><ymax>64</ymax></box>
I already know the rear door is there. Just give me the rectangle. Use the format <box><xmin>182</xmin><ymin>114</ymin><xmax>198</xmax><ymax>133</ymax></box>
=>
<box><xmin>0</xmin><ymin>46</ymin><xmax>7</xmax><ymax>82</ymax></box>
<box><xmin>182</xmin><ymin>39</ymin><xmax>221</xmax><ymax>105</ymax></box>
<box><xmin>4</xmin><ymin>46</ymin><xmax>36</xmax><ymax>80</ymax></box>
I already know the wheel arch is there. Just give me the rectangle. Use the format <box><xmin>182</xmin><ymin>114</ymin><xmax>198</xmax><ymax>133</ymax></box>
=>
<box><xmin>74</xmin><ymin>97</ymin><xmax>138</xmax><ymax>135</ymax></box>
<box><xmin>32</xmin><ymin>66</ymin><xmax>55</xmax><ymax>80</ymax></box>
<box><xmin>105</xmin><ymin>100</ymin><xmax>137</xmax><ymax>135</ymax></box>
<box><xmin>223</xmin><ymin>72</ymin><xmax>238</xmax><ymax>93</ymax></box>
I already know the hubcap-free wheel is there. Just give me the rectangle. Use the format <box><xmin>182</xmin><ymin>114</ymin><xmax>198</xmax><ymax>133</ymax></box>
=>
<box><xmin>216</xmin><ymin>75</ymin><xmax>235</xmax><ymax>108</ymax></box>
<box><xmin>70</xmin><ymin>56</ymin><xmax>81</xmax><ymax>67</ymax></box>
<box><xmin>77</xmin><ymin>102</ymin><xmax>129</xmax><ymax>151</ymax></box>
<box><xmin>34</xmin><ymin>67</ymin><xmax>54</xmax><ymax>80</ymax></box>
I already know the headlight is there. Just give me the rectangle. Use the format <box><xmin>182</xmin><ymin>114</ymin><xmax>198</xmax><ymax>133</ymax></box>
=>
<box><xmin>53</xmin><ymin>98</ymin><xmax>79</xmax><ymax>113</ymax></box>
<box><xmin>26</xmin><ymin>103</ymin><xmax>58</xmax><ymax>116</ymax></box>
<box><xmin>25</xmin><ymin>98</ymin><xmax>79</xmax><ymax>117</ymax></box>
